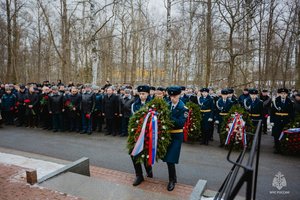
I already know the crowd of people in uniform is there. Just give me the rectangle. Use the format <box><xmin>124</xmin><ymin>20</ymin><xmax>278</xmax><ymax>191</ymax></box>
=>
<box><xmin>0</xmin><ymin>81</ymin><xmax>299</xmax><ymax>147</ymax></box>
<box><xmin>1</xmin><ymin>80</ymin><xmax>300</xmax><ymax>189</ymax></box>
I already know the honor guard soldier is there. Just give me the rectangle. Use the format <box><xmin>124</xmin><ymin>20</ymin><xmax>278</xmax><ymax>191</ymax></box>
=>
<box><xmin>149</xmin><ymin>86</ymin><xmax>156</xmax><ymax>100</ymax></box>
<box><xmin>244</xmin><ymin>88</ymin><xmax>263</xmax><ymax>126</ymax></box>
<box><xmin>155</xmin><ymin>87</ymin><xmax>165</xmax><ymax>100</ymax></box>
<box><xmin>270</xmin><ymin>88</ymin><xmax>294</xmax><ymax>154</ymax></box>
<box><xmin>198</xmin><ymin>88</ymin><xmax>215</xmax><ymax>145</ymax></box>
<box><xmin>227</xmin><ymin>88</ymin><xmax>238</xmax><ymax>105</ymax></box>
<box><xmin>238</xmin><ymin>88</ymin><xmax>249</xmax><ymax>107</ymax></box>
<box><xmin>259</xmin><ymin>89</ymin><xmax>271</xmax><ymax>134</ymax></box>
<box><xmin>215</xmin><ymin>89</ymin><xmax>233</xmax><ymax>147</ymax></box>
<box><xmin>163</xmin><ymin>86</ymin><xmax>188</xmax><ymax>191</ymax></box>
<box><xmin>180</xmin><ymin>86</ymin><xmax>189</xmax><ymax>104</ymax></box>
<box><xmin>131</xmin><ymin>85</ymin><xmax>153</xmax><ymax>186</ymax></box>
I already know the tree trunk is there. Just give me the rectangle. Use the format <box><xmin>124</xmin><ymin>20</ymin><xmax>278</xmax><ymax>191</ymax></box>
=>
<box><xmin>205</xmin><ymin>0</ymin><xmax>212</xmax><ymax>87</ymax></box>
<box><xmin>296</xmin><ymin>3</ymin><xmax>300</xmax><ymax>89</ymax></box>
<box><xmin>6</xmin><ymin>0</ymin><xmax>13</xmax><ymax>83</ymax></box>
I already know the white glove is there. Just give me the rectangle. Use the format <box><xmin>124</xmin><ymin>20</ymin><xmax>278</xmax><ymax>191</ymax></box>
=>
<box><xmin>208</xmin><ymin>118</ymin><xmax>213</xmax><ymax>122</ymax></box>
<box><xmin>270</xmin><ymin>122</ymin><xmax>274</xmax><ymax>127</ymax></box>
<box><xmin>215</xmin><ymin>120</ymin><xmax>219</xmax><ymax>124</ymax></box>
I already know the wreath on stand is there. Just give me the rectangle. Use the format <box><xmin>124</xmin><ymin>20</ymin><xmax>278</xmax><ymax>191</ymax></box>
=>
<box><xmin>220</xmin><ymin>105</ymin><xmax>255</xmax><ymax>150</ymax></box>
<box><xmin>183</xmin><ymin>102</ymin><xmax>202</xmax><ymax>142</ymax></box>
<box><xmin>280</xmin><ymin>115</ymin><xmax>300</xmax><ymax>155</ymax></box>
<box><xmin>127</xmin><ymin>98</ymin><xmax>173</xmax><ymax>165</ymax></box>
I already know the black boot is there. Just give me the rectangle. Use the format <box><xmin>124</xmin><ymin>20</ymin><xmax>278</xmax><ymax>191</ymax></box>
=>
<box><xmin>132</xmin><ymin>176</ymin><xmax>144</xmax><ymax>186</ymax></box>
<box><xmin>167</xmin><ymin>163</ymin><xmax>176</xmax><ymax>191</ymax></box>
<box><xmin>132</xmin><ymin>156</ymin><xmax>144</xmax><ymax>186</ymax></box>
<box><xmin>145</xmin><ymin>165</ymin><xmax>153</xmax><ymax>178</ymax></box>
<box><xmin>274</xmin><ymin>138</ymin><xmax>281</xmax><ymax>154</ymax></box>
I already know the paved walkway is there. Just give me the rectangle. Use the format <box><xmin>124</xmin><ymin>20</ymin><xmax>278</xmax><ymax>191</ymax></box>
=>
<box><xmin>0</xmin><ymin>151</ymin><xmax>193</xmax><ymax>200</ymax></box>
<box><xmin>90</xmin><ymin>166</ymin><xmax>193</xmax><ymax>199</ymax></box>
<box><xmin>0</xmin><ymin>163</ymin><xmax>81</xmax><ymax>200</ymax></box>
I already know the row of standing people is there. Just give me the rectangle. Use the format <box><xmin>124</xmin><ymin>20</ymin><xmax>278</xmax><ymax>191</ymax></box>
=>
<box><xmin>1</xmin><ymin>84</ymin><xmax>299</xmax><ymax>154</ymax></box>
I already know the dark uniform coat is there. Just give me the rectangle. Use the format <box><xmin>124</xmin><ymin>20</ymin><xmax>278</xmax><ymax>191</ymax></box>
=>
<box><xmin>215</xmin><ymin>98</ymin><xmax>233</xmax><ymax>125</ymax></box>
<box><xmin>103</xmin><ymin>93</ymin><xmax>119</xmax><ymax>119</ymax></box>
<box><xmin>244</xmin><ymin>97</ymin><xmax>263</xmax><ymax>126</ymax></box>
<box><xmin>81</xmin><ymin>92</ymin><xmax>95</xmax><ymax>114</ymax></box>
<box><xmin>180</xmin><ymin>94</ymin><xmax>189</xmax><ymax>104</ymax></box>
<box><xmin>198</xmin><ymin>95</ymin><xmax>215</xmax><ymax>131</ymax></box>
<box><xmin>270</xmin><ymin>97</ymin><xmax>294</xmax><ymax>136</ymax></box>
<box><xmin>48</xmin><ymin>93</ymin><xmax>64</xmax><ymax>114</ymax></box>
<box><xmin>131</xmin><ymin>96</ymin><xmax>151</xmax><ymax>114</ymax></box>
<box><xmin>163</xmin><ymin>100</ymin><xmax>188</xmax><ymax>164</ymax></box>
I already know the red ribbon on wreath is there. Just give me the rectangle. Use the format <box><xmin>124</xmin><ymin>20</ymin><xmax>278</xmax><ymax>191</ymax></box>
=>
<box><xmin>183</xmin><ymin>110</ymin><xmax>192</xmax><ymax>142</ymax></box>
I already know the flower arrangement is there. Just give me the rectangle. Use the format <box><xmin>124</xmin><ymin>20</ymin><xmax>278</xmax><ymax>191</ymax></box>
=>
<box><xmin>220</xmin><ymin>105</ymin><xmax>254</xmax><ymax>150</ymax></box>
<box><xmin>24</xmin><ymin>99</ymin><xmax>36</xmax><ymax>116</ymax></box>
<box><xmin>280</xmin><ymin>115</ymin><xmax>300</xmax><ymax>155</ymax></box>
<box><xmin>127</xmin><ymin>98</ymin><xmax>173</xmax><ymax>165</ymax></box>
<box><xmin>65</xmin><ymin>99</ymin><xmax>75</xmax><ymax>110</ymax></box>
<box><xmin>183</xmin><ymin>101</ymin><xmax>202</xmax><ymax>142</ymax></box>
<box><xmin>40</xmin><ymin>95</ymin><xmax>49</xmax><ymax>106</ymax></box>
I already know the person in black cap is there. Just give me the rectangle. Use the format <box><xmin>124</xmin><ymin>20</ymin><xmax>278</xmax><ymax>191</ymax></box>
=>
<box><xmin>259</xmin><ymin>89</ymin><xmax>271</xmax><ymax>134</ymax></box>
<box><xmin>179</xmin><ymin>86</ymin><xmax>189</xmax><ymax>104</ymax></box>
<box><xmin>215</xmin><ymin>89</ymin><xmax>233</xmax><ymax>146</ymax></box>
<box><xmin>155</xmin><ymin>87</ymin><xmax>165</xmax><ymax>99</ymax></box>
<box><xmin>163</xmin><ymin>86</ymin><xmax>188</xmax><ymax>191</ymax></box>
<box><xmin>227</xmin><ymin>88</ymin><xmax>238</xmax><ymax>105</ymax></box>
<box><xmin>238</xmin><ymin>88</ymin><xmax>249</xmax><ymax>107</ymax></box>
<box><xmin>198</xmin><ymin>87</ymin><xmax>215</xmax><ymax>145</ymax></box>
<box><xmin>131</xmin><ymin>85</ymin><xmax>151</xmax><ymax>114</ymax></box>
<box><xmin>270</xmin><ymin>88</ymin><xmax>294</xmax><ymax>154</ymax></box>
<box><xmin>130</xmin><ymin>85</ymin><xmax>153</xmax><ymax>186</ymax></box>
<box><xmin>244</xmin><ymin>88</ymin><xmax>263</xmax><ymax>126</ymax></box>
<box><xmin>149</xmin><ymin>86</ymin><xmax>156</xmax><ymax>100</ymax></box>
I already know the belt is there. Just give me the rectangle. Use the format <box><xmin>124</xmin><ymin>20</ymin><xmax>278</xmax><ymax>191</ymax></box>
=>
<box><xmin>219</xmin><ymin>113</ymin><xmax>228</xmax><ymax>116</ymax></box>
<box><xmin>170</xmin><ymin>129</ymin><xmax>183</xmax><ymax>133</ymax></box>
<box><xmin>275</xmin><ymin>113</ymin><xmax>288</xmax><ymax>116</ymax></box>
<box><xmin>249</xmin><ymin>114</ymin><xmax>260</xmax><ymax>117</ymax></box>
<box><xmin>200</xmin><ymin>109</ymin><xmax>211</xmax><ymax>113</ymax></box>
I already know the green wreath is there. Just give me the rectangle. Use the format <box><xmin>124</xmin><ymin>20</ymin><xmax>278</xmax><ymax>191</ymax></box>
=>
<box><xmin>184</xmin><ymin>102</ymin><xmax>202</xmax><ymax>142</ymax></box>
<box><xmin>127</xmin><ymin>98</ymin><xmax>173</xmax><ymax>164</ymax></box>
<box><xmin>220</xmin><ymin>105</ymin><xmax>255</xmax><ymax>150</ymax></box>
<box><xmin>280</xmin><ymin>115</ymin><xmax>300</xmax><ymax>155</ymax></box>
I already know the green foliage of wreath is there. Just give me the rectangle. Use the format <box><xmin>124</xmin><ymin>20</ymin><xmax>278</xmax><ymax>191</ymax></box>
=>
<box><xmin>281</xmin><ymin>115</ymin><xmax>300</xmax><ymax>155</ymax></box>
<box><xmin>127</xmin><ymin>98</ymin><xmax>173</xmax><ymax>164</ymax></box>
<box><xmin>185</xmin><ymin>102</ymin><xmax>202</xmax><ymax>142</ymax></box>
<box><xmin>220</xmin><ymin>105</ymin><xmax>255</xmax><ymax>150</ymax></box>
